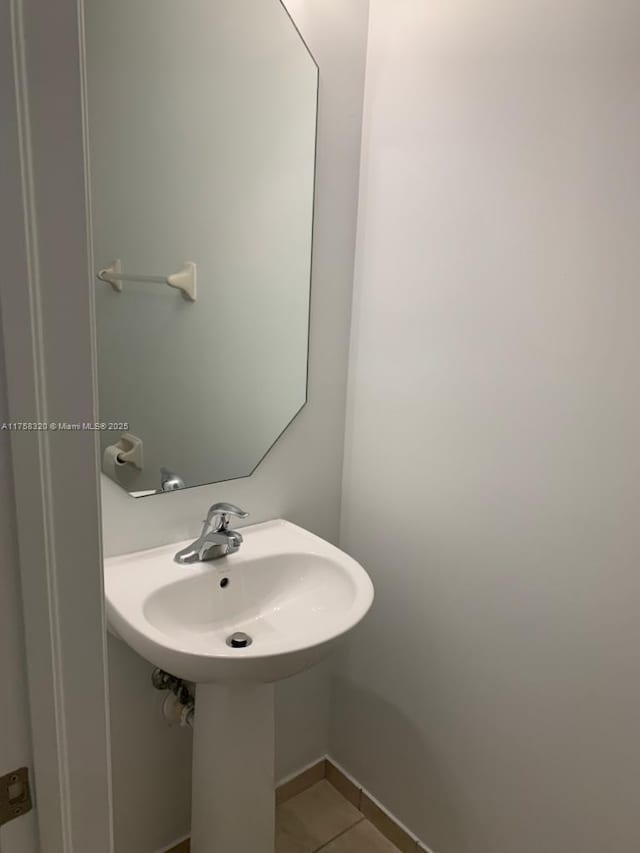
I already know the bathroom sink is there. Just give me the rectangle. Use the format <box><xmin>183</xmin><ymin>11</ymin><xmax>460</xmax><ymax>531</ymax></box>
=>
<box><xmin>105</xmin><ymin>519</ymin><xmax>373</xmax><ymax>852</ymax></box>
<box><xmin>104</xmin><ymin>519</ymin><xmax>374</xmax><ymax>683</ymax></box>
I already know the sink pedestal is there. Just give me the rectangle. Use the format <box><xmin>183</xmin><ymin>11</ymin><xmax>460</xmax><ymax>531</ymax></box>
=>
<box><xmin>191</xmin><ymin>682</ymin><xmax>275</xmax><ymax>853</ymax></box>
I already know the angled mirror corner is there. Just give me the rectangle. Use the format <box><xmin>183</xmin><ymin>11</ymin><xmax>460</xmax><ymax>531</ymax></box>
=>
<box><xmin>83</xmin><ymin>0</ymin><xmax>318</xmax><ymax>496</ymax></box>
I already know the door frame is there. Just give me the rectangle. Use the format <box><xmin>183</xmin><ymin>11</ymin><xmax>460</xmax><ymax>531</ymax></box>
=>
<box><xmin>2</xmin><ymin>2</ymin><xmax>114</xmax><ymax>851</ymax></box>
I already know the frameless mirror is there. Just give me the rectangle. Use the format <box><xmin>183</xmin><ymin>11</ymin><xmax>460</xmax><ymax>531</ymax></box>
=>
<box><xmin>83</xmin><ymin>0</ymin><xmax>317</xmax><ymax>496</ymax></box>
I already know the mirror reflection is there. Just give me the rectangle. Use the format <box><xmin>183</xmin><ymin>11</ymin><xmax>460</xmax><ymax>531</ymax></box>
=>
<box><xmin>84</xmin><ymin>0</ymin><xmax>318</xmax><ymax>495</ymax></box>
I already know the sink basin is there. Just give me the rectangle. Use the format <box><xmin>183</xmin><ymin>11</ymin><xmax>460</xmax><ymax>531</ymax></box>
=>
<box><xmin>104</xmin><ymin>519</ymin><xmax>374</xmax><ymax>683</ymax></box>
<box><xmin>105</xmin><ymin>518</ymin><xmax>373</xmax><ymax>853</ymax></box>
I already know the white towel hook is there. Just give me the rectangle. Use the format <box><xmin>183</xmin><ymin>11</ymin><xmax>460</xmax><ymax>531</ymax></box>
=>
<box><xmin>97</xmin><ymin>259</ymin><xmax>197</xmax><ymax>302</ymax></box>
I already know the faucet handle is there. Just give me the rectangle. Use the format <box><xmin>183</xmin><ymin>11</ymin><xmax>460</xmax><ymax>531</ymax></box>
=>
<box><xmin>205</xmin><ymin>502</ymin><xmax>249</xmax><ymax>531</ymax></box>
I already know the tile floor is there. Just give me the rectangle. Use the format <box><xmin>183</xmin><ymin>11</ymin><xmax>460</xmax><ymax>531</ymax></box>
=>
<box><xmin>278</xmin><ymin>779</ymin><xmax>400</xmax><ymax>853</ymax></box>
<box><xmin>171</xmin><ymin>779</ymin><xmax>401</xmax><ymax>853</ymax></box>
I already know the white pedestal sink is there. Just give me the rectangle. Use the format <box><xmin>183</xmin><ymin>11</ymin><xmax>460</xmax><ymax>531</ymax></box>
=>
<box><xmin>104</xmin><ymin>520</ymin><xmax>374</xmax><ymax>853</ymax></box>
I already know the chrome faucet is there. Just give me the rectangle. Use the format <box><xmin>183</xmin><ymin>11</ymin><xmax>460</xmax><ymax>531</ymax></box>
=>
<box><xmin>174</xmin><ymin>502</ymin><xmax>249</xmax><ymax>564</ymax></box>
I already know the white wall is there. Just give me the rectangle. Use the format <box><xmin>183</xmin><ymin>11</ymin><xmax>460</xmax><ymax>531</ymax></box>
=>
<box><xmin>335</xmin><ymin>2</ymin><xmax>640</xmax><ymax>852</ymax></box>
<box><xmin>101</xmin><ymin>1</ymin><xmax>369</xmax><ymax>850</ymax></box>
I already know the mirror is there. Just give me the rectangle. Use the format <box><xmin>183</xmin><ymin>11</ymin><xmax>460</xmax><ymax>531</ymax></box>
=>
<box><xmin>83</xmin><ymin>0</ymin><xmax>318</xmax><ymax>496</ymax></box>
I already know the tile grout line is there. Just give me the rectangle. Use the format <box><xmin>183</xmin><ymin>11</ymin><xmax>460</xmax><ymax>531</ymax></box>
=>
<box><xmin>312</xmin><ymin>815</ymin><xmax>365</xmax><ymax>853</ymax></box>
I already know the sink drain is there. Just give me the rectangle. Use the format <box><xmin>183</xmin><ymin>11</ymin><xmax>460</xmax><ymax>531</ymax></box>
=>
<box><xmin>226</xmin><ymin>631</ymin><xmax>253</xmax><ymax>649</ymax></box>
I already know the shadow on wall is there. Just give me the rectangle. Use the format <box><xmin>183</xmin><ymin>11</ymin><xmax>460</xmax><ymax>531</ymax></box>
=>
<box><xmin>329</xmin><ymin>675</ymin><xmax>488</xmax><ymax>853</ymax></box>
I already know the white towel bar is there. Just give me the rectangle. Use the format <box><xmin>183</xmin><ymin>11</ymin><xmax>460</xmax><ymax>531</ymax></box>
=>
<box><xmin>97</xmin><ymin>259</ymin><xmax>197</xmax><ymax>301</ymax></box>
